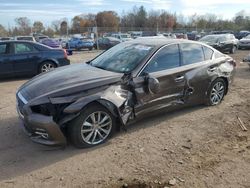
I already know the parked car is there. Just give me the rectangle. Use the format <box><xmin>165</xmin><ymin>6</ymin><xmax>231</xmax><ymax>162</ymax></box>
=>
<box><xmin>175</xmin><ymin>33</ymin><xmax>188</xmax><ymax>39</ymax></box>
<box><xmin>16</xmin><ymin>38</ymin><xmax>236</xmax><ymax>148</ymax></box>
<box><xmin>0</xmin><ymin>41</ymin><xmax>70</xmax><ymax>78</ymax></box>
<box><xmin>111</xmin><ymin>33</ymin><xmax>132</xmax><ymax>42</ymax></box>
<box><xmin>187</xmin><ymin>32</ymin><xmax>201</xmax><ymax>40</ymax></box>
<box><xmin>40</xmin><ymin>38</ymin><xmax>61</xmax><ymax>48</ymax></box>
<box><xmin>35</xmin><ymin>35</ymin><xmax>49</xmax><ymax>42</ymax></box>
<box><xmin>238</xmin><ymin>35</ymin><xmax>250</xmax><ymax>49</ymax></box>
<box><xmin>130</xmin><ymin>31</ymin><xmax>142</xmax><ymax>39</ymax></box>
<box><xmin>94</xmin><ymin>37</ymin><xmax>121</xmax><ymax>50</ymax></box>
<box><xmin>199</xmin><ymin>34</ymin><xmax>238</xmax><ymax>54</ymax></box>
<box><xmin>235</xmin><ymin>30</ymin><xmax>250</xmax><ymax>40</ymax></box>
<box><xmin>163</xmin><ymin>33</ymin><xmax>176</xmax><ymax>39</ymax></box>
<box><xmin>15</xmin><ymin>36</ymin><xmax>36</xmax><ymax>42</ymax></box>
<box><xmin>0</xmin><ymin>37</ymin><xmax>12</xmax><ymax>41</ymax></box>
<box><xmin>66</xmin><ymin>37</ymin><xmax>94</xmax><ymax>51</ymax></box>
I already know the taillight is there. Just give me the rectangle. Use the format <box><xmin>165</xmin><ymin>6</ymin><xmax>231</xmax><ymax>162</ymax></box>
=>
<box><xmin>63</xmin><ymin>49</ymin><xmax>68</xmax><ymax>59</ymax></box>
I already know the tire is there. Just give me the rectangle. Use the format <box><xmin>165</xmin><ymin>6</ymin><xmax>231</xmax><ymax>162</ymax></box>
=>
<box><xmin>39</xmin><ymin>61</ymin><xmax>56</xmax><ymax>73</ymax></box>
<box><xmin>69</xmin><ymin>104</ymin><xmax>116</xmax><ymax>148</ymax></box>
<box><xmin>205</xmin><ymin>78</ymin><xmax>226</xmax><ymax>106</ymax></box>
<box><xmin>88</xmin><ymin>47</ymin><xmax>93</xmax><ymax>51</ymax></box>
<box><xmin>230</xmin><ymin>45</ymin><xmax>237</xmax><ymax>54</ymax></box>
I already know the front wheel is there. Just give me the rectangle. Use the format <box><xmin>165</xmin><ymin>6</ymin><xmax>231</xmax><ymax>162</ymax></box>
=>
<box><xmin>69</xmin><ymin>104</ymin><xmax>116</xmax><ymax>148</ymax></box>
<box><xmin>205</xmin><ymin>78</ymin><xmax>226</xmax><ymax>106</ymax></box>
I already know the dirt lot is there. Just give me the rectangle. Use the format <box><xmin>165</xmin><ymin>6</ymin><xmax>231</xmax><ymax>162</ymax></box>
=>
<box><xmin>0</xmin><ymin>50</ymin><xmax>250</xmax><ymax>188</ymax></box>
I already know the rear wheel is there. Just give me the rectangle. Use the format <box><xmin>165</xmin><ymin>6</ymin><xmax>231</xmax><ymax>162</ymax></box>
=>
<box><xmin>206</xmin><ymin>78</ymin><xmax>226</xmax><ymax>106</ymax></box>
<box><xmin>39</xmin><ymin>61</ymin><xmax>56</xmax><ymax>73</ymax></box>
<box><xmin>69</xmin><ymin>104</ymin><xmax>116</xmax><ymax>148</ymax></box>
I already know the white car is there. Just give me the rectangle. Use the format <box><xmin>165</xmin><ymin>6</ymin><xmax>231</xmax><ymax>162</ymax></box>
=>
<box><xmin>239</xmin><ymin>35</ymin><xmax>250</xmax><ymax>49</ymax></box>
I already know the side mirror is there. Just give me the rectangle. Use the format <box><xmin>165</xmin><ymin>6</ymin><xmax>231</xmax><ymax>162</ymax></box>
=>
<box><xmin>148</xmin><ymin>76</ymin><xmax>160</xmax><ymax>94</ymax></box>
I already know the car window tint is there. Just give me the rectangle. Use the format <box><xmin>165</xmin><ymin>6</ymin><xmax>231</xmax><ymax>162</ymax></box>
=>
<box><xmin>143</xmin><ymin>44</ymin><xmax>180</xmax><ymax>73</ymax></box>
<box><xmin>15</xmin><ymin>43</ymin><xmax>34</xmax><ymax>54</ymax></box>
<box><xmin>203</xmin><ymin>46</ymin><xmax>213</xmax><ymax>60</ymax></box>
<box><xmin>0</xmin><ymin>44</ymin><xmax>7</xmax><ymax>54</ymax></box>
<box><xmin>181</xmin><ymin>43</ymin><xmax>204</xmax><ymax>65</ymax></box>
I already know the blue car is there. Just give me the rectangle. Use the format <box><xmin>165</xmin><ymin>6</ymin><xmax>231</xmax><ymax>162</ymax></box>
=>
<box><xmin>66</xmin><ymin>37</ymin><xmax>94</xmax><ymax>51</ymax></box>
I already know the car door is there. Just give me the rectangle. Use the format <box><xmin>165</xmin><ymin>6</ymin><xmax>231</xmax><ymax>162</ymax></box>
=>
<box><xmin>13</xmin><ymin>42</ymin><xmax>40</xmax><ymax>75</ymax></box>
<box><xmin>178</xmin><ymin>43</ymin><xmax>216</xmax><ymax>104</ymax></box>
<box><xmin>132</xmin><ymin>44</ymin><xmax>186</xmax><ymax>116</ymax></box>
<box><xmin>0</xmin><ymin>43</ymin><xmax>13</xmax><ymax>77</ymax></box>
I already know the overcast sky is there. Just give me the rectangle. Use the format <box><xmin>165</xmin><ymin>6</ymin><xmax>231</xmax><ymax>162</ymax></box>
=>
<box><xmin>0</xmin><ymin>0</ymin><xmax>249</xmax><ymax>28</ymax></box>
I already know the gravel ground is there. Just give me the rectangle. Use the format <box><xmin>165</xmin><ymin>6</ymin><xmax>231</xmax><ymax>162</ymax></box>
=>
<box><xmin>0</xmin><ymin>49</ymin><xmax>249</xmax><ymax>188</ymax></box>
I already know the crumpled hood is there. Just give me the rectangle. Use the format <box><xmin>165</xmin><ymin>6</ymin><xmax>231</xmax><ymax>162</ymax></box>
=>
<box><xmin>18</xmin><ymin>63</ymin><xmax>122</xmax><ymax>101</ymax></box>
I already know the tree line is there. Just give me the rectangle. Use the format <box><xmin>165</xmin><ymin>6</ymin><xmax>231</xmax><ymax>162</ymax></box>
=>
<box><xmin>1</xmin><ymin>6</ymin><xmax>250</xmax><ymax>37</ymax></box>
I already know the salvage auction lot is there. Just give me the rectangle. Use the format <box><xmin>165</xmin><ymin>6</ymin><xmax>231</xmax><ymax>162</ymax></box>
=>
<box><xmin>0</xmin><ymin>50</ymin><xmax>249</xmax><ymax>188</ymax></box>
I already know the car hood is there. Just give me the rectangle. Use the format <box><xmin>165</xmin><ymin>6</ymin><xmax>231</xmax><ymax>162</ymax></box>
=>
<box><xmin>18</xmin><ymin>63</ymin><xmax>122</xmax><ymax>101</ymax></box>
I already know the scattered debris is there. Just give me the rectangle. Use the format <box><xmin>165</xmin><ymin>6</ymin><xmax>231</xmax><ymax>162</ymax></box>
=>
<box><xmin>237</xmin><ymin>116</ymin><xmax>248</xmax><ymax>131</ymax></box>
<box><xmin>176</xmin><ymin>177</ymin><xmax>185</xmax><ymax>182</ymax></box>
<box><xmin>182</xmin><ymin>143</ymin><xmax>192</xmax><ymax>150</ymax></box>
<box><xmin>41</xmin><ymin>176</ymin><xmax>53</xmax><ymax>182</ymax></box>
<box><xmin>168</xmin><ymin>178</ymin><xmax>177</xmax><ymax>186</ymax></box>
<box><xmin>154</xmin><ymin>180</ymin><xmax>159</xmax><ymax>184</ymax></box>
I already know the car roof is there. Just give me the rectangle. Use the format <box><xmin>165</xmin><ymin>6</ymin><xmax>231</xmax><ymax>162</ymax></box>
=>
<box><xmin>0</xmin><ymin>40</ymin><xmax>36</xmax><ymax>44</ymax></box>
<box><xmin>128</xmin><ymin>37</ymin><xmax>202</xmax><ymax>47</ymax></box>
<box><xmin>15</xmin><ymin>36</ymin><xmax>34</xmax><ymax>38</ymax></box>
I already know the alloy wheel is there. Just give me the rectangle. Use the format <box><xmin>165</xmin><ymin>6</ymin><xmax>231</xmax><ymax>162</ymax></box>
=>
<box><xmin>210</xmin><ymin>81</ymin><xmax>225</xmax><ymax>105</ymax></box>
<box><xmin>41</xmin><ymin>63</ymin><xmax>55</xmax><ymax>72</ymax></box>
<box><xmin>81</xmin><ymin>111</ymin><xmax>112</xmax><ymax>145</ymax></box>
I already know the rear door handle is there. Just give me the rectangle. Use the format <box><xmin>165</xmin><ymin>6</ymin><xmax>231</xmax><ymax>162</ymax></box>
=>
<box><xmin>175</xmin><ymin>75</ymin><xmax>184</xmax><ymax>82</ymax></box>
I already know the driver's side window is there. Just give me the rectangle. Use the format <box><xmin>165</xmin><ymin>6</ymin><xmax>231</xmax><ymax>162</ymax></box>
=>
<box><xmin>143</xmin><ymin>44</ymin><xmax>180</xmax><ymax>73</ymax></box>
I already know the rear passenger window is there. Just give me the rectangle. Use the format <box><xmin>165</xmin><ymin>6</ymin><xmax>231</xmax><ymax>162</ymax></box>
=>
<box><xmin>180</xmin><ymin>43</ymin><xmax>204</xmax><ymax>65</ymax></box>
<box><xmin>0</xmin><ymin>44</ymin><xmax>7</xmax><ymax>54</ymax></box>
<box><xmin>15</xmin><ymin>43</ymin><xmax>34</xmax><ymax>54</ymax></box>
<box><xmin>203</xmin><ymin>46</ymin><xmax>213</xmax><ymax>60</ymax></box>
<box><xmin>143</xmin><ymin>44</ymin><xmax>180</xmax><ymax>73</ymax></box>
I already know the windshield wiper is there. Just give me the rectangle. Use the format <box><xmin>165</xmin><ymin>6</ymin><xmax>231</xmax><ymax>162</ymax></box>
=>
<box><xmin>92</xmin><ymin>65</ymin><xmax>106</xmax><ymax>70</ymax></box>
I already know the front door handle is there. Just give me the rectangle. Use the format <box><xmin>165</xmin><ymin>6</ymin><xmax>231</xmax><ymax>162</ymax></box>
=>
<box><xmin>175</xmin><ymin>75</ymin><xmax>184</xmax><ymax>82</ymax></box>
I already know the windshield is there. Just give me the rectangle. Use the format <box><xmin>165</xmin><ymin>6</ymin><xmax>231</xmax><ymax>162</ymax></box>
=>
<box><xmin>200</xmin><ymin>35</ymin><xmax>219</xmax><ymax>43</ymax></box>
<box><xmin>90</xmin><ymin>42</ymin><xmax>154</xmax><ymax>73</ymax></box>
<box><xmin>244</xmin><ymin>35</ymin><xmax>250</xmax><ymax>39</ymax></box>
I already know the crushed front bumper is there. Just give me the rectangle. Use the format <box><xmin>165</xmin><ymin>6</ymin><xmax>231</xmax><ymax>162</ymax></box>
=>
<box><xmin>17</xmin><ymin>104</ymin><xmax>67</xmax><ymax>147</ymax></box>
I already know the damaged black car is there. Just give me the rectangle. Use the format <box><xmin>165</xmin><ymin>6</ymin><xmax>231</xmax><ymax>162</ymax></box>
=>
<box><xmin>16</xmin><ymin>38</ymin><xmax>236</xmax><ymax>148</ymax></box>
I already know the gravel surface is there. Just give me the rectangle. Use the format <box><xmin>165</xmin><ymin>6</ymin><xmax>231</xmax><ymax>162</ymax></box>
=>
<box><xmin>0</xmin><ymin>49</ymin><xmax>249</xmax><ymax>188</ymax></box>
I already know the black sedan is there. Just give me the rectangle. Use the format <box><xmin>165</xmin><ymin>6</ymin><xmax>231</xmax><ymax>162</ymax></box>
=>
<box><xmin>0</xmin><ymin>41</ymin><xmax>70</xmax><ymax>78</ymax></box>
<box><xmin>94</xmin><ymin>37</ymin><xmax>121</xmax><ymax>50</ymax></box>
<box><xmin>199</xmin><ymin>34</ymin><xmax>238</xmax><ymax>54</ymax></box>
<box><xmin>16</xmin><ymin>38</ymin><xmax>236</xmax><ymax>148</ymax></box>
